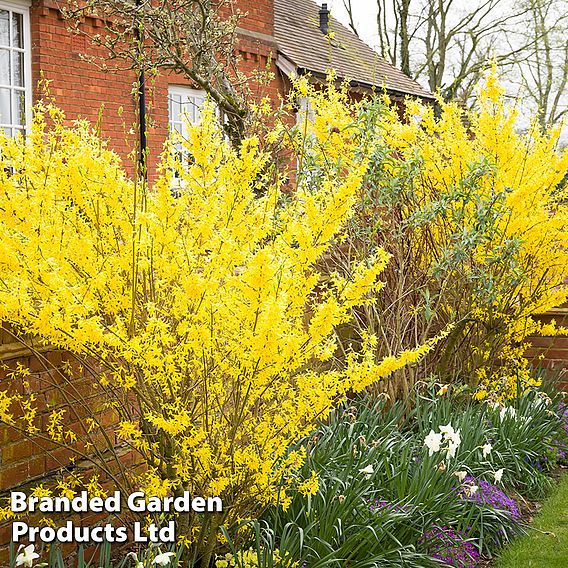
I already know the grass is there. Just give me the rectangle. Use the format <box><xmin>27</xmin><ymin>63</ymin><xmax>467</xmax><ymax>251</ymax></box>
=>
<box><xmin>497</xmin><ymin>472</ymin><xmax>568</xmax><ymax>568</ymax></box>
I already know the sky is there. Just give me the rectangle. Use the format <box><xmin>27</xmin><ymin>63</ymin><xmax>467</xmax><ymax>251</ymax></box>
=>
<box><xmin>314</xmin><ymin>1</ymin><xmax>384</xmax><ymax>51</ymax></box>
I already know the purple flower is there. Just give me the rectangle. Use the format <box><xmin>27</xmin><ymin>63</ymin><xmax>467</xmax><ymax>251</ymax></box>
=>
<box><xmin>458</xmin><ymin>475</ymin><xmax>520</xmax><ymax>520</ymax></box>
<box><xmin>419</xmin><ymin>526</ymin><xmax>480</xmax><ymax>568</ymax></box>
<box><xmin>555</xmin><ymin>402</ymin><xmax>568</xmax><ymax>439</ymax></box>
<box><xmin>551</xmin><ymin>438</ymin><xmax>568</xmax><ymax>460</ymax></box>
<box><xmin>368</xmin><ymin>498</ymin><xmax>412</xmax><ymax>514</ymax></box>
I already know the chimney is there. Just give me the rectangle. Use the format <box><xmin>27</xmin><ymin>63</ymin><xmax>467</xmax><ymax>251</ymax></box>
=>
<box><xmin>319</xmin><ymin>3</ymin><xmax>330</xmax><ymax>35</ymax></box>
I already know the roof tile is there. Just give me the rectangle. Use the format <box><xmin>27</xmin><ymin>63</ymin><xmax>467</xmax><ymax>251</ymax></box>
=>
<box><xmin>274</xmin><ymin>0</ymin><xmax>434</xmax><ymax>99</ymax></box>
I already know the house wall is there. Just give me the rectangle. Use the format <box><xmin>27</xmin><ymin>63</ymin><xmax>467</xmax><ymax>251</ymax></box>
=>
<box><xmin>29</xmin><ymin>0</ymin><xmax>284</xmax><ymax>180</ymax></box>
<box><xmin>30</xmin><ymin>1</ymin><xmax>140</xmax><ymax>168</ymax></box>
<box><xmin>236</xmin><ymin>0</ymin><xmax>274</xmax><ymax>35</ymax></box>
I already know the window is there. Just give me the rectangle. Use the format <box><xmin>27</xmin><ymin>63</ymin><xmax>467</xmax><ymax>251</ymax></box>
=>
<box><xmin>0</xmin><ymin>1</ymin><xmax>31</xmax><ymax>137</ymax></box>
<box><xmin>296</xmin><ymin>96</ymin><xmax>315</xmax><ymax>127</ymax></box>
<box><xmin>168</xmin><ymin>86</ymin><xmax>206</xmax><ymax>181</ymax></box>
<box><xmin>168</xmin><ymin>86</ymin><xmax>206</xmax><ymax>138</ymax></box>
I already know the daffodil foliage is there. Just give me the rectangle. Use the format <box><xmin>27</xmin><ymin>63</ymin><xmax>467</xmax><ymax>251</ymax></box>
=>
<box><xmin>0</xmin><ymin>87</ymin><xmax>437</xmax><ymax>554</ymax></box>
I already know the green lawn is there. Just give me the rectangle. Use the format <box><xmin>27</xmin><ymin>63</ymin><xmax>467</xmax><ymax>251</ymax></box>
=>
<box><xmin>497</xmin><ymin>472</ymin><xmax>568</xmax><ymax>568</ymax></box>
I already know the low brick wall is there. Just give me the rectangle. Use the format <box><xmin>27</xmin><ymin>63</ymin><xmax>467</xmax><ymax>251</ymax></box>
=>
<box><xmin>524</xmin><ymin>308</ymin><xmax>568</xmax><ymax>390</ymax></box>
<box><xmin>0</xmin><ymin>326</ymin><xmax>137</xmax><ymax>562</ymax></box>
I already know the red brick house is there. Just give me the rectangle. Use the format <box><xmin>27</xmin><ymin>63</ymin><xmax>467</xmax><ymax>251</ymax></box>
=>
<box><xmin>1</xmin><ymin>0</ymin><xmax>432</xmax><ymax>176</ymax></box>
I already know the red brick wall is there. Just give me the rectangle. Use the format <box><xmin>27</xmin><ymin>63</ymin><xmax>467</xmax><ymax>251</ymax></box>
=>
<box><xmin>30</xmin><ymin>0</ymin><xmax>283</xmax><ymax>180</ymax></box>
<box><xmin>31</xmin><ymin>2</ymin><xmax>139</xmax><ymax>168</ymax></box>
<box><xmin>236</xmin><ymin>0</ymin><xmax>274</xmax><ymax>35</ymax></box>
<box><xmin>525</xmin><ymin>308</ymin><xmax>568</xmax><ymax>389</ymax></box>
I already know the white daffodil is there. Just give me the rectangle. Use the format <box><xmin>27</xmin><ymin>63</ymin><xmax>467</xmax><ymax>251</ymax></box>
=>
<box><xmin>439</xmin><ymin>423</ymin><xmax>456</xmax><ymax>438</ymax></box>
<box><xmin>153</xmin><ymin>552</ymin><xmax>175</xmax><ymax>566</ymax></box>
<box><xmin>127</xmin><ymin>552</ymin><xmax>143</xmax><ymax>568</ymax></box>
<box><xmin>439</xmin><ymin>424</ymin><xmax>461</xmax><ymax>447</ymax></box>
<box><xmin>15</xmin><ymin>544</ymin><xmax>39</xmax><ymax>568</ymax></box>
<box><xmin>452</xmin><ymin>430</ymin><xmax>461</xmax><ymax>446</ymax></box>
<box><xmin>424</xmin><ymin>430</ymin><xmax>443</xmax><ymax>456</ymax></box>
<box><xmin>463</xmin><ymin>481</ymin><xmax>479</xmax><ymax>497</ymax></box>
<box><xmin>359</xmin><ymin>464</ymin><xmax>374</xmax><ymax>478</ymax></box>
<box><xmin>500</xmin><ymin>406</ymin><xmax>517</xmax><ymax>421</ymax></box>
<box><xmin>454</xmin><ymin>470</ymin><xmax>467</xmax><ymax>482</ymax></box>
<box><xmin>482</xmin><ymin>443</ymin><xmax>492</xmax><ymax>457</ymax></box>
<box><xmin>494</xmin><ymin>468</ymin><xmax>504</xmax><ymax>483</ymax></box>
<box><xmin>446</xmin><ymin>440</ymin><xmax>459</xmax><ymax>459</ymax></box>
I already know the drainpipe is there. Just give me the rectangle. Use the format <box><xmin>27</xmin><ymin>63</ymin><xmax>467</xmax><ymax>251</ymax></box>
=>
<box><xmin>135</xmin><ymin>0</ymin><xmax>147</xmax><ymax>179</ymax></box>
<box><xmin>137</xmin><ymin>70</ymin><xmax>147</xmax><ymax>177</ymax></box>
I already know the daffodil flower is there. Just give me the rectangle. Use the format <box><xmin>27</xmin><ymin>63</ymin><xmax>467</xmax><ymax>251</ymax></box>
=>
<box><xmin>153</xmin><ymin>551</ymin><xmax>175</xmax><ymax>566</ymax></box>
<box><xmin>359</xmin><ymin>464</ymin><xmax>374</xmax><ymax>478</ymax></box>
<box><xmin>500</xmin><ymin>406</ymin><xmax>516</xmax><ymax>421</ymax></box>
<box><xmin>439</xmin><ymin>423</ymin><xmax>455</xmax><ymax>437</ymax></box>
<box><xmin>127</xmin><ymin>552</ymin><xmax>143</xmax><ymax>568</ymax></box>
<box><xmin>494</xmin><ymin>468</ymin><xmax>504</xmax><ymax>483</ymax></box>
<box><xmin>446</xmin><ymin>440</ymin><xmax>459</xmax><ymax>459</ymax></box>
<box><xmin>424</xmin><ymin>430</ymin><xmax>443</xmax><ymax>455</ymax></box>
<box><xmin>15</xmin><ymin>544</ymin><xmax>39</xmax><ymax>567</ymax></box>
<box><xmin>464</xmin><ymin>484</ymin><xmax>478</xmax><ymax>496</ymax></box>
<box><xmin>454</xmin><ymin>470</ymin><xmax>467</xmax><ymax>482</ymax></box>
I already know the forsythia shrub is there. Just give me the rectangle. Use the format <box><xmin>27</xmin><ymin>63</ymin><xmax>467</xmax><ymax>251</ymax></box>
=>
<box><xmin>327</xmin><ymin>70</ymin><xmax>568</xmax><ymax>401</ymax></box>
<box><xmin>0</xmin><ymin>88</ymin><xmax>438</xmax><ymax>563</ymax></box>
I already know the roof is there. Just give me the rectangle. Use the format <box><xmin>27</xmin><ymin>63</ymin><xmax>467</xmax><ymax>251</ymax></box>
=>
<box><xmin>273</xmin><ymin>0</ymin><xmax>434</xmax><ymax>100</ymax></box>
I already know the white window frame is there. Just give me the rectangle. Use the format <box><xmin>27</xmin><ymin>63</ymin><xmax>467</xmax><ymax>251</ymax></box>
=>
<box><xmin>168</xmin><ymin>85</ymin><xmax>207</xmax><ymax>135</ymax></box>
<box><xmin>0</xmin><ymin>0</ymin><xmax>32</xmax><ymax>136</ymax></box>
<box><xmin>168</xmin><ymin>86</ymin><xmax>207</xmax><ymax>184</ymax></box>
<box><xmin>296</xmin><ymin>96</ymin><xmax>315</xmax><ymax>127</ymax></box>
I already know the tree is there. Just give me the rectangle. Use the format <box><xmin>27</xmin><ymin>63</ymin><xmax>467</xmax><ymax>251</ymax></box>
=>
<box><xmin>342</xmin><ymin>0</ymin><xmax>360</xmax><ymax>36</ymax></box>
<box><xmin>63</xmin><ymin>0</ymin><xmax>250</xmax><ymax>147</ymax></box>
<box><xmin>344</xmin><ymin>1</ymin><xmax>530</xmax><ymax>104</ymax></box>
<box><xmin>511</xmin><ymin>0</ymin><xmax>568</xmax><ymax>130</ymax></box>
<box><xmin>375</xmin><ymin>0</ymin><xmax>412</xmax><ymax>76</ymax></box>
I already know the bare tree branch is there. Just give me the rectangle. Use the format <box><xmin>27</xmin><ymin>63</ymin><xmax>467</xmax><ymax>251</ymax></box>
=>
<box><xmin>365</xmin><ymin>1</ymin><xmax>538</xmax><ymax>105</ymax></box>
